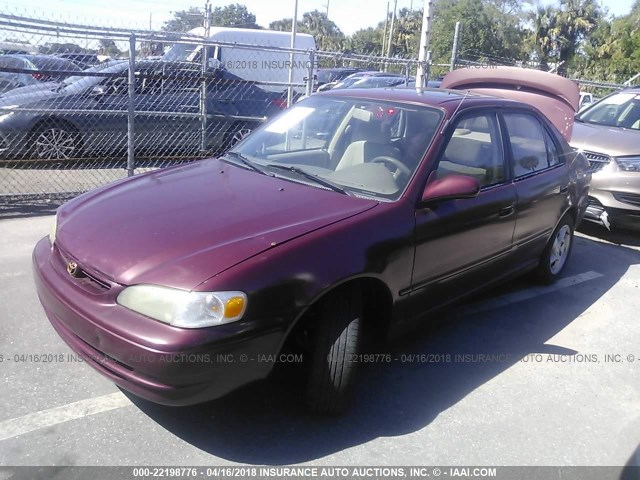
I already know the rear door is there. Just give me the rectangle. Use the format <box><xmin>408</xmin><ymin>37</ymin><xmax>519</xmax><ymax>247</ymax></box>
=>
<box><xmin>408</xmin><ymin>110</ymin><xmax>517</xmax><ymax>317</ymax></box>
<box><xmin>501</xmin><ymin>110</ymin><xmax>570</xmax><ymax>257</ymax></box>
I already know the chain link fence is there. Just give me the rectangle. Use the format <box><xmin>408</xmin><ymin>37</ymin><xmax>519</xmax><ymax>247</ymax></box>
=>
<box><xmin>0</xmin><ymin>8</ymin><xmax>322</xmax><ymax>205</ymax></box>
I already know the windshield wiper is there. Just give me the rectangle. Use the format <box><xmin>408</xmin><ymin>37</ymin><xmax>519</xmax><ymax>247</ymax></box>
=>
<box><xmin>266</xmin><ymin>164</ymin><xmax>352</xmax><ymax>196</ymax></box>
<box><xmin>222</xmin><ymin>151</ymin><xmax>272</xmax><ymax>176</ymax></box>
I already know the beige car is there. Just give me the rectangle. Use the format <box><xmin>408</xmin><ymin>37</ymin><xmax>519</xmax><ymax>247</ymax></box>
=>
<box><xmin>571</xmin><ymin>89</ymin><xmax>640</xmax><ymax>230</ymax></box>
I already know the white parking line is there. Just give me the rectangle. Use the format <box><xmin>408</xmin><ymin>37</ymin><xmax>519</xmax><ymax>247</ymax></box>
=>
<box><xmin>459</xmin><ymin>271</ymin><xmax>603</xmax><ymax>315</ymax></box>
<box><xmin>0</xmin><ymin>392</ymin><xmax>130</xmax><ymax>442</ymax></box>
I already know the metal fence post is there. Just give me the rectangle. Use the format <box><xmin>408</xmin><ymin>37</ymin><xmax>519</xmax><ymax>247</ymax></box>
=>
<box><xmin>127</xmin><ymin>33</ymin><xmax>136</xmax><ymax>177</ymax></box>
<box><xmin>306</xmin><ymin>50</ymin><xmax>315</xmax><ymax>98</ymax></box>
<box><xmin>200</xmin><ymin>39</ymin><xmax>209</xmax><ymax>155</ymax></box>
<box><xmin>450</xmin><ymin>22</ymin><xmax>461</xmax><ymax>72</ymax></box>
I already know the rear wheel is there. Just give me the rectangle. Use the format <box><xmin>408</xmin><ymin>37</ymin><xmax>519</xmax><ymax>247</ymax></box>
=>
<box><xmin>305</xmin><ymin>288</ymin><xmax>362</xmax><ymax>415</ymax></box>
<box><xmin>537</xmin><ymin>215</ymin><xmax>574</xmax><ymax>284</ymax></box>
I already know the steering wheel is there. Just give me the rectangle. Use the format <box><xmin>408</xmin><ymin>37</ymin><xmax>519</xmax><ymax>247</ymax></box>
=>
<box><xmin>371</xmin><ymin>156</ymin><xmax>412</xmax><ymax>181</ymax></box>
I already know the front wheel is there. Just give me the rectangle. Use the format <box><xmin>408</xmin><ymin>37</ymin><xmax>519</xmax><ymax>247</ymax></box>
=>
<box><xmin>305</xmin><ymin>288</ymin><xmax>362</xmax><ymax>415</ymax></box>
<box><xmin>537</xmin><ymin>215</ymin><xmax>574</xmax><ymax>284</ymax></box>
<box><xmin>31</xmin><ymin>123</ymin><xmax>81</xmax><ymax>160</ymax></box>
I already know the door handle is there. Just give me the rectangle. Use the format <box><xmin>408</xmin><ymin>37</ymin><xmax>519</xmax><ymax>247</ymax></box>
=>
<box><xmin>560</xmin><ymin>186</ymin><xmax>569</xmax><ymax>194</ymax></box>
<box><xmin>498</xmin><ymin>205</ymin><xmax>515</xmax><ymax>217</ymax></box>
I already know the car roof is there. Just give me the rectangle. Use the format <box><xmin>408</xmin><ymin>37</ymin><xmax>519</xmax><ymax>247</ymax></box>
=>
<box><xmin>319</xmin><ymin>86</ymin><xmax>529</xmax><ymax>113</ymax></box>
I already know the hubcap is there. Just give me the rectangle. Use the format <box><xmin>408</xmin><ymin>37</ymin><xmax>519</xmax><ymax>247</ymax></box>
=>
<box><xmin>35</xmin><ymin>128</ymin><xmax>76</xmax><ymax>159</ymax></box>
<box><xmin>549</xmin><ymin>225</ymin><xmax>571</xmax><ymax>275</ymax></box>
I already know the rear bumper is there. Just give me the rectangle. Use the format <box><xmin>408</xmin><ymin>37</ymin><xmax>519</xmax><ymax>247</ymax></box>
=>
<box><xmin>33</xmin><ymin>236</ymin><xmax>282</xmax><ymax>406</ymax></box>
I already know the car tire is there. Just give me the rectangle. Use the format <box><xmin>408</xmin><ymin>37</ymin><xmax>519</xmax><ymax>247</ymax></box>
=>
<box><xmin>537</xmin><ymin>214</ymin><xmax>574</xmax><ymax>284</ymax></box>
<box><xmin>305</xmin><ymin>287</ymin><xmax>362</xmax><ymax>415</ymax></box>
<box><xmin>31</xmin><ymin>122</ymin><xmax>81</xmax><ymax>160</ymax></box>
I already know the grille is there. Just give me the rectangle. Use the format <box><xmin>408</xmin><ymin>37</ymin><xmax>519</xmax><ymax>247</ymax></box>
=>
<box><xmin>613</xmin><ymin>191</ymin><xmax>640</xmax><ymax>207</ymax></box>
<box><xmin>57</xmin><ymin>248</ymin><xmax>111</xmax><ymax>292</ymax></box>
<box><xmin>583</xmin><ymin>151</ymin><xmax>612</xmax><ymax>173</ymax></box>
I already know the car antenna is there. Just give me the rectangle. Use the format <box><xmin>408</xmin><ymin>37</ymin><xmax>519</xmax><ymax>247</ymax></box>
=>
<box><xmin>440</xmin><ymin>90</ymin><xmax>470</xmax><ymax>135</ymax></box>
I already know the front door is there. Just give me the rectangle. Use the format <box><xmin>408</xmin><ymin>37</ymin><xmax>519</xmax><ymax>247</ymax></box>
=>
<box><xmin>407</xmin><ymin>111</ymin><xmax>517</xmax><ymax>318</ymax></box>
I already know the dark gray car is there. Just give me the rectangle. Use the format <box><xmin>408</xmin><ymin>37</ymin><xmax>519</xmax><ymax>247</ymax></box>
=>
<box><xmin>0</xmin><ymin>61</ymin><xmax>287</xmax><ymax>161</ymax></box>
<box><xmin>0</xmin><ymin>54</ymin><xmax>82</xmax><ymax>94</ymax></box>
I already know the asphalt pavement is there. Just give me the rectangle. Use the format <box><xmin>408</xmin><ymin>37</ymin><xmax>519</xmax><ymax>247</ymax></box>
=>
<box><xmin>0</xmin><ymin>215</ymin><xmax>638</xmax><ymax>467</ymax></box>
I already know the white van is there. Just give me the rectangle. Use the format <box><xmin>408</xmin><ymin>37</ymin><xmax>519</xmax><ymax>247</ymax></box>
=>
<box><xmin>162</xmin><ymin>27</ymin><xmax>316</xmax><ymax>93</ymax></box>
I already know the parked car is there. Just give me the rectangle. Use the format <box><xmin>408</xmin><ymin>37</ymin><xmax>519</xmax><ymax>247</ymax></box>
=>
<box><xmin>578</xmin><ymin>91</ymin><xmax>595</xmax><ymax>111</ymax></box>
<box><xmin>0</xmin><ymin>60</ymin><xmax>287</xmax><ymax>160</ymax></box>
<box><xmin>315</xmin><ymin>67</ymin><xmax>363</xmax><ymax>90</ymax></box>
<box><xmin>0</xmin><ymin>60</ymin><xmax>125</xmax><ymax>102</ymax></box>
<box><xmin>317</xmin><ymin>71</ymin><xmax>403</xmax><ymax>91</ymax></box>
<box><xmin>0</xmin><ymin>54</ymin><xmax>82</xmax><ymax>94</ymax></box>
<box><xmin>570</xmin><ymin>88</ymin><xmax>640</xmax><ymax>230</ymax></box>
<box><xmin>347</xmin><ymin>75</ymin><xmax>411</xmax><ymax>89</ymax></box>
<box><xmin>54</xmin><ymin>53</ymin><xmax>102</xmax><ymax>70</ymax></box>
<box><xmin>34</xmin><ymin>75</ymin><xmax>590</xmax><ymax>414</ymax></box>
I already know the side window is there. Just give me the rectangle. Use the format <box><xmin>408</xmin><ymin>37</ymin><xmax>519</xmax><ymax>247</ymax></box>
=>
<box><xmin>0</xmin><ymin>57</ymin><xmax>24</xmax><ymax>72</ymax></box>
<box><xmin>137</xmin><ymin>68</ymin><xmax>162</xmax><ymax>95</ymax></box>
<box><xmin>544</xmin><ymin>129</ymin><xmax>561</xmax><ymax>167</ymax></box>
<box><xmin>504</xmin><ymin>112</ymin><xmax>551</xmax><ymax>178</ymax></box>
<box><xmin>435</xmin><ymin>112</ymin><xmax>505</xmax><ymax>188</ymax></box>
<box><xmin>101</xmin><ymin>76</ymin><xmax>129</xmax><ymax>95</ymax></box>
<box><xmin>163</xmin><ymin>67</ymin><xmax>199</xmax><ymax>94</ymax></box>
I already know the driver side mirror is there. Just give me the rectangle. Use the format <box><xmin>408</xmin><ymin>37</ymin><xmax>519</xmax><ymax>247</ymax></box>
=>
<box><xmin>421</xmin><ymin>173</ymin><xmax>480</xmax><ymax>204</ymax></box>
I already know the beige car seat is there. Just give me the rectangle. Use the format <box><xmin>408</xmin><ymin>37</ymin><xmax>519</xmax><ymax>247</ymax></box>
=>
<box><xmin>336</xmin><ymin>120</ymin><xmax>401</xmax><ymax>171</ymax></box>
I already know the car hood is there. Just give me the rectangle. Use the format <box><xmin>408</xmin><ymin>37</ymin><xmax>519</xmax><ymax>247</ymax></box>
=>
<box><xmin>570</xmin><ymin>121</ymin><xmax>640</xmax><ymax>157</ymax></box>
<box><xmin>441</xmin><ymin>66</ymin><xmax>579</xmax><ymax>142</ymax></box>
<box><xmin>56</xmin><ymin>159</ymin><xmax>377</xmax><ymax>290</ymax></box>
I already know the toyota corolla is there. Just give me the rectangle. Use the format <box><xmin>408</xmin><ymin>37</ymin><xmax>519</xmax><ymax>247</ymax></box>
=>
<box><xmin>33</xmin><ymin>73</ymin><xmax>590</xmax><ymax>414</ymax></box>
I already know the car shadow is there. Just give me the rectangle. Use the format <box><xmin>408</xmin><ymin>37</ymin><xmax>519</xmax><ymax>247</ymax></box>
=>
<box><xmin>0</xmin><ymin>200</ymin><xmax>63</xmax><ymax>220</ymax></box>
<box><xmin>126</xmin><ymin>235</ymin><xmax>640</xmax><ymax>464</ymax></box>
<box><xmin>578</xmin><ymin>221</ymin><xmax>640</xmax><ymax>248</ymax></box>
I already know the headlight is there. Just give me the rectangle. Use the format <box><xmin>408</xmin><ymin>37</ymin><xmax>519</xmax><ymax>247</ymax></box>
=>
<box><xmin>117</xmin><ymin>285</ymin><xmax>247</xmax><ymax>328</ymax></box>
<box><xmin>616</xmin><ymin>156</ymin><xmax>640</xmax><ymax>172</ymax></box>
<box><xmin>48</xmin><ymin>214</ymin><xmax>57</xmax><ymax>245</ymax></box>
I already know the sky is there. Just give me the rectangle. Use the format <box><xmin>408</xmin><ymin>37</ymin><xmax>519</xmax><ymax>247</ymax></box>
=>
<box><xmin>0</xmin><ymin>0</ymin><xmax>635</xmax><ymax>36</ymax></box>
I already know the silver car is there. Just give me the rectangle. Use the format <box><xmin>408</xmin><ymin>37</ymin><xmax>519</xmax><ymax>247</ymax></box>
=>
<box><xmin>570</xmin><ymin>88</ymin><xmax>640</xmax><ymax>230</ymax></box>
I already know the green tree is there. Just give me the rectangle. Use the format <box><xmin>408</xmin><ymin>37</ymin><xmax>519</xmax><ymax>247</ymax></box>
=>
<box><xmin>573</xmin><ymin>2</ymin><xmax>640</xmax><ymax>83</ymax></box>
<box><xmin>98</xmin><ymin>39</ymin><xmax>122</xmax><ymax>57</ymax></box>
<box><xmin>527</xmin><ymin>0</ymin><xmax>603</xmax><ymax>70</ymax></box>
<box><xmin>269</xmin><ymin>10</ymin><xmax>345</xmax><ymax>51</ymax></box>
<box><xmin>162</xmin><ymin>7</ymin><xmax>203</xmax><ymax>32</ymax></box>
<box><xmin>347</xmin><ymin>27</ymin><xmax>385</xmax><ymax>56</ymax></box>
<box><xmin>211</xmin><ymin>3</ymin><xmax>260</xmax><ymax>29</ymax></box>
<box><xmin>429</xmin><ymin>0</ymin><xmax>527</xmax><ymax>65</ymax></box>
<box><xmin>528</xmin><ymin>4</ymin><xmax>560</xmax><ymax>68</ymax></box>
<box><xmin>163</xmin><ymin>4</ymin><xmax>260</xmax><ymax>32</ymax></box>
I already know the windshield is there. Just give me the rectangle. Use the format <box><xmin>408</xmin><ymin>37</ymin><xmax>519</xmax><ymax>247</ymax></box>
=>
<box><xmin>229</xmin><ymin>95</ymin><xmax>443</xmax><ymax>200</ymax></box>
<box><xmin>162</xmin><ymin>43</ymin><xmax>198</xmax><ymax>62</ymax></box>
<box><xmin>61</xmin><ymin>61</ymin><xmax>128</xmax><ymax>94</ymax></box>
<box><xmin>576</xmin><ymin>91</ymin><xmax>640</xmax><ymax>130</ymax></box>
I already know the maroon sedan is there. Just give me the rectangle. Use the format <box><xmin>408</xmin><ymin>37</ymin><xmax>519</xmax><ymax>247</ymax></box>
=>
<box><xmin>33</xmin><ymin>75</ymin><xmax>591</xmax><ymax>414</ymax></box>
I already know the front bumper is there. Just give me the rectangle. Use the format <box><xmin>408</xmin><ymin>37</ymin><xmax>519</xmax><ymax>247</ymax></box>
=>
<box><xmin>32</xmin><ymin>237</ymin><xmax>283</xmax><ymax>406</ymax></box>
